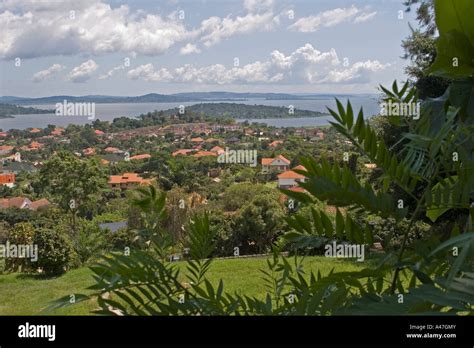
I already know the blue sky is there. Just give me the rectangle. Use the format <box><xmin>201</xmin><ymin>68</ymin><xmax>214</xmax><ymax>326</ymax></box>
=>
<box><xmin>0</xmin><ymin>0</ymin><xmax>417</xmax><ymax>97</ymax></box>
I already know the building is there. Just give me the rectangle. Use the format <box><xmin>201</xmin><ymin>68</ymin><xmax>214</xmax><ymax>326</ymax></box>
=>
<box><xmin>190</xmin><ymin>137</ymin><xmax>204</xmax><ymax>143</ymax></box>
<box><xmin>108</xmin><ymin>173</ymin><xmax>152</xmax><ymax>190</ymax></box>
<box><xmin>0</xmin><ymin>145</ymin><xmax>14</xmax><ymax>155</ymax></box>
<box><xmin>269</xmin><ymin>140</ymin><xmax>283</xmax><ymax>148</ymax></box>
<box><xmin>172</xmin><ymin>149</ymin><xmax>194</xmax><ymax>157</ymax></box>
<box><xmin>21</xmin><ymin>141</ymin><xmax>44</xmax><ymax>151</ymax></box>
<box><xmin>83</xmin><ymin>147</ymin><xmax>96</xmax><ymax>156</ymax></box>
<box><xmin>1</xmin><ymin>152</ymin><xmax>21</xmax><ymax>164</ymax></box>
<box><xmin>0</xmin><ymin>197</ymin><xmax>50</xmax><ymax>211</ymax></box>
<box><xmin>193</xmin><ymin>151</ymin><xmax>217</xmax><ymax>158</ymax></box>
<box><xmin>277</xmin><ymin>165</ymin><xmax>307</xmax><ymax>189</ymax></box>
<box><xmin>104</xmin><ymin>147</ymin><xmax>123</xmax><ymax>154</ymax></box>
<box><xmin>128</xmin><ymin>154</ymin><xmax>151</xmax><ymax>161</ymax></box>
<box><xmin>261</xmin><ymin>155</ymin><xmax>291</xmax><ymax>172</ymax></box>
<box><xmin>51</xmin><ymin>128</ymin><xmax>65</xmax><ymax>136</ymax></box>
<box><xmin>210</xmin><ymin>146</ymin><xmax>225</xmax><ymax>155</ymax></box>
<box><xmin>0</xmin><ymin>173</ymin><xmax>16</xmax><ymax>188</ymax></box>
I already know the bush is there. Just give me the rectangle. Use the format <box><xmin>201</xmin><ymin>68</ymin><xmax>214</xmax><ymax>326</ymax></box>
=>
<box><xmin>233</xmin><ymin>192</ymin><xmax>286</xmax><ymax>254</ymax></box>
<box><xmin>107</xmin><ymin>227</ymin><xmax>139</xmax><ymax>251</ymax></box>
<box><xmin>359</xmin><ymin>214</ymin><xmax>431</xmax><ymax>250</ymax></box>
<box><xmin>208</xmin><ymin>210</ymin><xmax>235</xmax><ymax>257</ymax></box>
<box><xmin>72</xmin><ymin>220</ymin><xmax>108</xmax><ymax>265</ymax></box>
<box><xmin>4</xmin><ymin>222</ymin><xmax>35</xmax><ymax>273</ymax></box>
<box><xmin>33</xmin><ymin>228</ymin><xmax>73</xmax><ymax>276</ymax></box>
<box><xmin>0</xmin><ymin>221</ymin><xmax>10</xmax><ymax>244</ymax></box>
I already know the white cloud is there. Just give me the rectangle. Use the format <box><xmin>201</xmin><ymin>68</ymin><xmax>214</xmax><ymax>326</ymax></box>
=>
<box><xmin>199</xmin><ymin>11</ymin><xmax>280</xmax><ymax>47</ymax></box>
<box><xmin>67</xmin><ymin>59</ymin><xmax>98</xmax><ymax>83</ymax></box>
<box><xmin>243</xmin><ymin>0</ymin><xmax>274</xmax><ymax>12</ymax></box>
<box><xmin>127</xmin><ymin>43</ymin><xmax>389</xmax><ymax>85</ymax></box>
<box><xmin>289</xmin><ymin>6</ymin><xmax>376</xmax><ymax>32</ymax></box>
<box><xmin>0</xmin><ymin>0</ymin><xmax>282</xmax><ymax>59</ymax></box>
<box><xmin>127</xmin><ymin>63</ymin><xmax>173</xmax><ymax>82</ymax></box>
<box><xmin>99</xmin><ymin>65</ymin><xmax>125</xmax><ymax>80</ymax></box>
<box><xmin>180</xmin><ymin>43</ymin><xmax>201</xmax><ymax>55</ymax></box>
<box><xmin>321</xmin><ymin>60</ymin><xmax>389</xmax><ymax>83</ymax></box>
<box><xmin>0</xmin><ymin>1</ymin><xmax>195</xmax><ymax>59</ymax></box>
<box><xmin>354</xmin><ymin>11</ymin><xmax>377</xmax><ymax>23</ymax></box>
<box><xmin>32</xmin><ymin>64</ymin><xmax>64</xmax><ymax>82</ymax></box>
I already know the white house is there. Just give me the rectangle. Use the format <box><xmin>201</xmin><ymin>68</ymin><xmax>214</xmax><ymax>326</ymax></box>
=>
<box><xmin>277</xmin><ymin>165</ymin><xmax>307</xmax><ymax>189</ymax></box>
<box><xmin>261</xmin><ymin>154</ymin><xmax>291</xmax><ymax>172</ymax></box>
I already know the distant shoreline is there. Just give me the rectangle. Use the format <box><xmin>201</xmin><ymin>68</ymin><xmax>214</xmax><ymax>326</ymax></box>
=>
<box><xmin>0</xmin><ymin>96</ymin><xmax>380</xmax><ymax>130</ymax></box>
<box><xmin>0</xmin><ymin>92</ymin><xmax>377</xmax><ymax>105</ymax></box>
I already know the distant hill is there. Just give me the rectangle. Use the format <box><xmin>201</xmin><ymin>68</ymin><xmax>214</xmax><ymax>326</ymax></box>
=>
<box><xmin>158</xmin><ymin>103</ymin><xmax>328</xmax><ymax>119</ymax></box>
<box><xmin>172</xmin><ymin>92</ymin><xmax>368</xmax><ymax>100</ymax></box>
<box><xmin>0</xmin><ymin>103</ymin><xmax>54</xmax><ymax>118</ymax></box>
<box><xmin>171</xmin><ymin>92</ymin><xmax>305</xmax><ymax>100</ymax></box>
<box><xmin>0</xmin><ymin>92</ymin><xmax>374</xmax><ymax>105</ymax></box>
<box><xmin>0</xmin><ymin>93</ymin><xmax>193</xmax><ymax>105</ymax></box>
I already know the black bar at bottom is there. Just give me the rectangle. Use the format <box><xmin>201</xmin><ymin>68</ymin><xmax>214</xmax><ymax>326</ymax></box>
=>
<box><xmin>0</xmin><ymin>315</ymin><xmax>472</xmax><ymax>346</ymax></box>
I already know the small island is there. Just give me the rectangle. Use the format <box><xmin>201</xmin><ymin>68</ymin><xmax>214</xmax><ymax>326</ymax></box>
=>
<box><xmin>0</xmin><ymin>103</ymin><xmax>54</xmax><ymax>119</ymax></box>
<box><xmin>159</xmin><ymin>102</ymin><xmax>328</xmax><ymax>119</ymax></box>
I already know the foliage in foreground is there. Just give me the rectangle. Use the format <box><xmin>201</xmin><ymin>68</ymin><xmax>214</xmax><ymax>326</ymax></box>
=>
<box><xmin>49</xmin><ymin>0</ymin><xmax>473</xmax><ymax>315</ymax></box>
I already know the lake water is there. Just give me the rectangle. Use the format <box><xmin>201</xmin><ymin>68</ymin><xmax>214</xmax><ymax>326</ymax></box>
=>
<box><xmin>0</xmin><ymin>96</ymin><xmax>380</xmax><ymax>130</ymax></box>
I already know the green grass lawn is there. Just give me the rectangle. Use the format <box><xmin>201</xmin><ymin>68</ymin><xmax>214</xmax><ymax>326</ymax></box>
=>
<box><xmin>0</xmin><ymin>256</ymin><xmax>369</xmax><ymax>315</ymax></box>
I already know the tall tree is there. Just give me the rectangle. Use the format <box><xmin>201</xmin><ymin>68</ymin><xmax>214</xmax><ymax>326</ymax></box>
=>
<box><xmin>402</xmin><ymin>0</ymin><xmax>450</xmax><ymax>98</ymax></box>
<box><xmin>38</xmin><ymin>152</ymin><xmax>107</xmax><ymax>232</ymax></box>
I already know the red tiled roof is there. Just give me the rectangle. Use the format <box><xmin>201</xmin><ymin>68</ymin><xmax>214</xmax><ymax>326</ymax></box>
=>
<box><xmin>210</xmin><ymin>146</ymin><xmax>225</xmax><ymax>154</ymax></box>
<box><xmin>0</xmin><ymin>197</ymin><xmax>26</xmax><ymax>209</ymax></box>
<box><xmin>83</xmin><ymin>147</ymin><xmax>96</xmax><ymax>156</ymax></box>
<box><xmin>278</xmin><ymin>170</ymin><xmax>305</xmax><ymax>179</ymax></box>
<box><xmin>262</xmin><ymin>154</ymin><xmax>291</xmax><ymax>166</ymax></box>
<box><xmin>269</xmin><ymin>140</ymin><xmax>283</xmax><ymax>147</ymax></box>
<box><xmin>276</xmin><ymin>155</ymin><xmax>290</xmax><ymax>163</ymax></box>
<box><xmin>0</xmin><ymin>145</ymin><xmax>14</xmax><ymax>152</ymax></box>
<box><xmin>172</xmin><ymin>149</ymin><xmax>193</xmax><ymax>157</ymax></box>
<box><xmin>292</xmin><ymin>165</ymin><xmax>307</xmax><ymax>172</ymax></box>
<box><xmin>29</xmin><ymin>198</ymin><xmax>50</xmax><ymax>210</ymax></box>
<box><xmin>104</xmin><ymin>147</ymin><xmax>121</xmax><ymax>153</ymax></box>
<box><xmin>0</xmin><ymin>173</ymin><xmax>16</xmax><ymax>184</ymax></box>
<box><xmin>108</xmin><ymin>173</ymin><xmax>151</xmax><ymax>185</ymax></box>
<box><xmin>129</xmin><ymin>154</ymin><xmax>151</xmax><ymax>160</ymax></box>
<box><xmin>0</xmin><ymin>197</ymin><xmax>50</xmax><ymax>210</ymax></box>
<box><xmin>194</xmin><ymin>151</ymin><xmax>217</xmax><ymax>157</ymax></box>
<box><xmin>51</xmin><ymin>128</ymin><xmax>65</xmax><ymax>136</ymax></box>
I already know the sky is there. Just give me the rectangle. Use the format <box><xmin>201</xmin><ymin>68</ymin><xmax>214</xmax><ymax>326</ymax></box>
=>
<box><xmin>0</xmin><ymin>0</ymin><xmax>418</xmax><ymax>97</ymax></box>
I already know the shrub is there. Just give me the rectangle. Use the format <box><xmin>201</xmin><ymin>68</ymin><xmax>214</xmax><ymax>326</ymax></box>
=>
<box><xmin>0</xmin><ymin>221</ymin><xmax>10</xmax><ymax>244</ymax></box>
<box><xmin>355</xmin><ymin>214</ymin><xmax>431</xmax><ymax>250</ymax></box>
<box><xmin>33</xmin><ymin>228</ymin><xmax>73</xmax><ymax>276</ymax></box>
<box><xmin>4</xmin><ymin>222</ymin><xmax>35</xmax><ymax>273</ymax></box>
<box><xmin>233</xmin><ymin>192</ymin><xmax>286</xmax><ymax>254</ymax></box>
<box><xmin>72</xmin><ymin>220</ymin><xmax>108</xmax><ymax>265</ymax></box>
<box><xmin>107</xmin><ymin>227</ymin><xmax>138</xmax><ymax>250</ymax></box>
<box><xmin>208</xmin><ymin>210</ymin><xmax>235</xmax><ymax>257</ymax></box>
